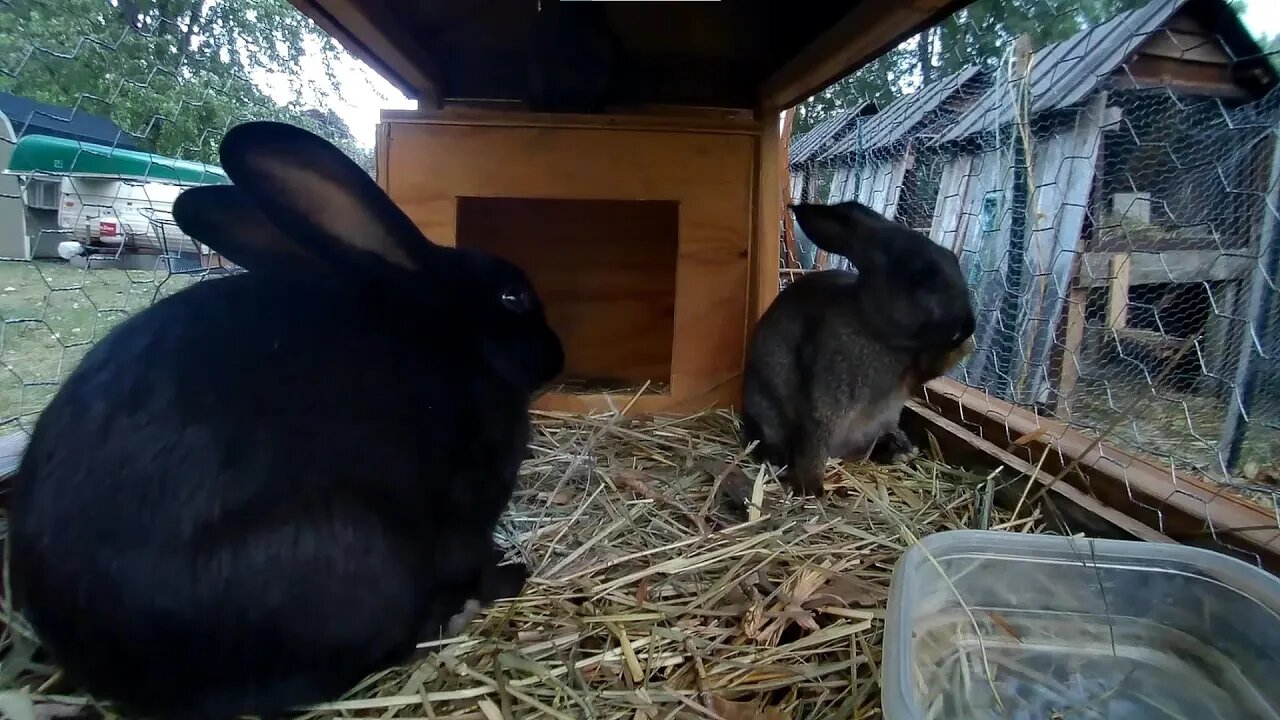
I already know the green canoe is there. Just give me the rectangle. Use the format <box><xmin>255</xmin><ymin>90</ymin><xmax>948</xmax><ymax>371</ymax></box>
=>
<box><xmin>6</xmin><ymin>134</ymin><xmax>228</xmax><ymax>185</ymax></box>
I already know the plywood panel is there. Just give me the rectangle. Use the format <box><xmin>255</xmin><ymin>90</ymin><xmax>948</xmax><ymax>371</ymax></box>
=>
<box><xmin>751</xmin><ymin>117</ymin><xmax>782</xmax><ymax>322</ymax></box>
<box><xmin>383</xmin><ymin>117</ymin><xmax>756</xmax><ymax>410</ymax></box>
<box><xmin>456</xmin><ymin>197</ymin><xmax>678</xmax><ymax>386</ymax></box>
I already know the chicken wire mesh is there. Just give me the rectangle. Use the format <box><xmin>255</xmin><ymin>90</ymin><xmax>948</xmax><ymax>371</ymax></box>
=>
<box><xmin>787</xmin><ymin>0</ymin><xmax>1280</xmax><ymax>560</ymax></box>
<box><xmin>0</xmin><ymin>0</ymin><xmax>383</xmax><ymax>472</ymax></box>
<box><xmin>0</xmin><ymin>0</ymin><xmax>1278</xmax><ymax>549</ymax></box>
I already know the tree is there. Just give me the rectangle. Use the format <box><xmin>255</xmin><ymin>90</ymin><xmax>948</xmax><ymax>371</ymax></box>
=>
<box><xmin>1261</xmin><ymin>33</ymin><xmax>1280</xmax><ymax>71</ymax></box>
<box><xmin>0</xmin><ymin>0</ymin><xmax>374</xmax><ymax>173</ymax></box>
<box><xmin>791</xmin><ymin>0</ymin><xmax>1154</xmax><ymax>136</ymax></box>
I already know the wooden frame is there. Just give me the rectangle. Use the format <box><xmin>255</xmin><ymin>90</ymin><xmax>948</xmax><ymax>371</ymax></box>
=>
<box><xmin>288</xmin><ymin>0</ymin><xmax>437</xmax><ymax>103</ymax></box>
<box><xmin>758</xmin><ymin>0</ymin><xmax>968</xmax><ymax>111</ymax></box>
<box><xmin>377</xmin><ymin>109</ymin><xmax>775</xmax><ymax>415</ymax></box>
<box><xmin>920</xmin><ymin>377</ymin><xmax>1280</xmax><ymax>573</ymax></box>
<box><xmin>287</xmin><ymin>0</ymin><xmax>975</xmax><ymax>114</ymax></box>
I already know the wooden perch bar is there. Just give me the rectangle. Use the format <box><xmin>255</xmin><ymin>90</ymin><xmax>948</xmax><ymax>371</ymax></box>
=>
<box><xmin>920</xmin><ymin>377</ymin><xmax>1280</xmax><ymax>573</ymax></box>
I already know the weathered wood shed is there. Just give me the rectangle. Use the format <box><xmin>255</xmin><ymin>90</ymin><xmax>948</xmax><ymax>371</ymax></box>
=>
<box><xmin>787</xmin><ymin>100</ymin><xmax>878</xmax><ymax>204</ymax></box>
<box><xmin>924</xmin><ymin>0</ymin><xmax>1278</xmax><ymax>410</ymax></box>
<box><xmin>785</xmin><ymin>100</ymin><xmax>878</xmax><ymax>270</ymax></box>
<box><xmin>284</xmin><ymin>0</ymin><xmax>972</xmax><ymax>415</ymax></box>
<box><xmin>819</xmin><ymin>66</ymin><xmax>994</xmax><ymax>231</ymax></box>
<box><xmin>782</xmin><ymin>68</ymin><xmax>991</xmax><ymax>272</ymax></box>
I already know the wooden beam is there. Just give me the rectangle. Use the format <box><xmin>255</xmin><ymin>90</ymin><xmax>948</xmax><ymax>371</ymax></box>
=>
<box><xmin>1136</xmin><ymin>32</ymin><xmax>1230</xmax><ymax>65</ymax></box>
<box><xmin>288</xmin><ymin>0</ymin><xmax>439</xmax><ymax>105</ymax></box>
<box><xmin>1106</xmin><ymin>252</ymin><xmax>1131</xmax><ymax>330</ymax></box>
<box><xmin>531</xmin><ymin>377</ymin><xmax>740</xmax><ymax>416</ymax></box>
<box><xmin>903</xmin><ymin>400</ymin><xmax>1174</xmax><ymax>544</ymax></box>
<box><xmin>780</xmin><ymin>111</ymin><xmax>802</xmax><ymax>271</ymax></box>
<box><xmin>1078</xmin><ymin>250</ymin><xmax>1255</xmax><ymax>287</ymax></box>
<box><xmin>378</xmin><ymin>107</ymin><xmax>761</xmax><ymax>134</ymax></box>
<box><xmin>1056</xmin><ymin>285</ymin><xmax>1089</xmax><ymax>418</ymax></box>
<box><xmin>1111</xmin><ymin>57</ymin><xmax>1250</xmax><ymax>100</ymax></box>
<box><xmin>919</xmin><ymin>377</ymin><xmax>1280</xmax><ymax>573</ymax></box>
<box><xmin>1220</xmin><ymin>121</ymin><xmax>1280</xmax><ymax>471</ymax></box>
<box><xmin>759</xmin><ymin>0</ymin><xmax>974</xmax><ymax>111</ymax></box>
<box><xmin>750</xmin><ymin>114</ymin><xmax>783</xmax><ymax>323</ymax></box>
<box><xmin>374</xmin><ymin>121</ymin><xmax>391</xmax><ymax>192</ymax></box>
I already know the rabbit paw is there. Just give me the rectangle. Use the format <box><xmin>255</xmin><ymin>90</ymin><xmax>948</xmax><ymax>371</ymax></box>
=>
<box><xmin>480</xmin><ymin>560</ymin><xmax>530</xmax><ymax>602</ymax></box>
<box><xmin>445</xmin><ymin>598</ymin><xmax>484</xmax><ymax>637</ymax></box>
<box><xmin>871</xmin><ymin>429</ymin><xmax>918</xmax><ymax>465</ymax></box>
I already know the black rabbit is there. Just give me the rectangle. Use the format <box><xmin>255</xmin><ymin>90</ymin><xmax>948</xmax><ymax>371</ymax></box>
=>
<box><xmin>742</xmin><ymin>201</ymin><xmax>975</xmax><ymax>495</ymax></box>
<box><xmin>8</xmin><ymin>121</ymin><xmax>564</xmax><ymax>720</ymax></box>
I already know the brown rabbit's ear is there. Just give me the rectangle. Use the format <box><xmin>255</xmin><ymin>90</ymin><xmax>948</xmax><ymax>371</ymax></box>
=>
<box><xmin>790</xmin><ymin>201</ymin><xmax>889</xmax><ymax>259</ymax></box>
<box><xmin>172</xmin><ymin>184</ymin><xmax>326</xmax><ymax>274</ymax></box>
<box><xmin>216</xmin><ymin>121</ymin><xmax>447</xmax><ymax>277</ymax></box>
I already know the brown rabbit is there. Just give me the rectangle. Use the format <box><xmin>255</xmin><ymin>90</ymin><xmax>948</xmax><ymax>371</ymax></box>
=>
<box><xmin>742</xmin><ymin>200</ymin><xmax>976</xmax><ymax>495</ymax></box>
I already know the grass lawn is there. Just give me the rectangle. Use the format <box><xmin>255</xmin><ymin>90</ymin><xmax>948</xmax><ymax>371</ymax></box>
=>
<box><xmin>0</xmin><ymin>258</ymin><xmax>204</xmax><ymax>433</ymax></box>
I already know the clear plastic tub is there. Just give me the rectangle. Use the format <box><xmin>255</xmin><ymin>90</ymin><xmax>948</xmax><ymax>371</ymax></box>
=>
<box><xmin>882</xmin><ymin>530</ymin><xmax>1280</xmax><ymax>720</ymax></box>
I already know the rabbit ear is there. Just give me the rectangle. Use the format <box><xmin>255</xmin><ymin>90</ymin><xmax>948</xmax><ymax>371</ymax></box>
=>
<box><xmin>790</xmin><ymin>201</ymin><xmax>889</xmax><ymax>259</ymax></box>
<box><xmin>172</xmin><ymin>184</ymin><xmax>326</xmax><ymax>274</ymax></box>
<box><xmin>216</xmin><ymin>121</ymin><xmax>445</xmax><ymax>275</ymax></box>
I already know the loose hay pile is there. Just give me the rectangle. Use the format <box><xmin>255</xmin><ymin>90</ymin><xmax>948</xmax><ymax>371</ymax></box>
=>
<box><xmin>1</xmin><ymin>410</ymin><xmax>1056</xmax><ymax>719</ymax></box>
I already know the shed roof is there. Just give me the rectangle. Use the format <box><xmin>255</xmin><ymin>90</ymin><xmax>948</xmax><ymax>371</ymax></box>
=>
<box><xmin>818</xmin><ymin>65</ymin><xmax>991</xmax><ymax>161</ymax></box>
<box><xmin>0</xmin><ymin>93</ymin><xmax>136</xmax><ymax>150</ymax></box>
<box><xmin>936</xmin><ymin>0</ymin><xmax>1277</xmax><ymax>144</ymax></box>
<box><xmin>288</xmin><ymin>0</ymin><xmax>974</xmax><ymax>112</ymax></box>
<box><xmin>788</xmin><ymin>101</ymin><xmax>877</xmax><ymax>168</ymax></box>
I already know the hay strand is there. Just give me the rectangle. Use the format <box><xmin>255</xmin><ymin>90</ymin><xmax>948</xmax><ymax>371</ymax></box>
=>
<box><xmin>1</xmin><ymin>410</ymin><xmax>1055</xmax><ymax>718</ymax></box>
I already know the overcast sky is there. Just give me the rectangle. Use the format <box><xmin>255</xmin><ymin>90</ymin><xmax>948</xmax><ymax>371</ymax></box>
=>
<box><xmin>271</xmin><ymin>0</ymin><xmax>1280</xmax><ymax>149</ymax></box>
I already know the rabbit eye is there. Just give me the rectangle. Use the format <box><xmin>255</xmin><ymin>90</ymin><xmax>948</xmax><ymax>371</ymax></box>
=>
<box><xmin>500</xmin><ymin>289</ymin><xmax>533</xmax><ymax>313</ymax></box>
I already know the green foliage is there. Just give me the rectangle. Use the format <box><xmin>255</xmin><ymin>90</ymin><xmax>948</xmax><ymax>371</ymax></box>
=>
<box><xmin>1260</xmin><ymin>32</ymin><xmax>1280</xmax><ymax>70</ymax></box>
<box><xmin>0</xmin><ymin>0</ymin><xmax>374</xmax><ymax>173</ymax></box>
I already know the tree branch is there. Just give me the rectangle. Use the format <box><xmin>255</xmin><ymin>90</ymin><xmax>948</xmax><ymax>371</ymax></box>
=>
<box><xmin>177</xmin><ymin>0</ymin><xmax>210</xmax><ymax>69</ymax></box>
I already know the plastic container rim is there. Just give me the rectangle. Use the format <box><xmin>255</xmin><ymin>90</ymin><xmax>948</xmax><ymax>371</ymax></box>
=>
<box><xmin>880</xmin><ymin>529</ymin><xmax>1280</xmax><ymax>720</ymax></box>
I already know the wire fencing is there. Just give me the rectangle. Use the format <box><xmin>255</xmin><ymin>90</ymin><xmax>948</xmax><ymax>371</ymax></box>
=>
<box><xmin>787</xmin><ymin>0</ymin><xmax>1280</xmax><ymax>552</ymax></box>
<box><xmin>2</xmin><ymin>0</ymin><xmax>1279</xmax><ymax>554</ymax></box>
<box><xmin>0</xmin><ymin>0</ymin><xmax>380</xmax><ymax>466</ymax></box>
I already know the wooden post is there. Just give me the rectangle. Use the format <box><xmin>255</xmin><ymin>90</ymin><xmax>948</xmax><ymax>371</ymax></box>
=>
<box><xmin>992</xmin><ymin>34</ymin><xmax>1035</xmax><ymax>398</ymax></box>
<box><xmin>1056</xmin><ymin>285</ymin><xmax>1089</xmax><ymax>417</ymax></box>
<box><xmin>1221</xmin><ymin>117</ymin><xmax>1280</xmax><ymax>472</ymax></box>
<box><xmin>750</xmin><ymin>113</ymin><xmax>784</xmax><ymax>323</ymax></box>
<box><xmin>780</xmin><ymin>110</ymin><xmax>801</xmax><ymax>270</ymax></box>
<box><xmin>1107</xmin><ymin>252</ymin><xmax>1132</xmax><ymax>330</ymax></box>
<box><xmin>1201</xmin><ymin>279</ymin><xmax>1241</xmax><ymax>393</ymax></box>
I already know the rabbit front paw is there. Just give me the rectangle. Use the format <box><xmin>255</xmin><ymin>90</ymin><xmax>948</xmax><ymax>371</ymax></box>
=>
<box><xmin>870</xmin><ymin>429</ymin><xmax>918</xmax><ymax>465</ymax></box>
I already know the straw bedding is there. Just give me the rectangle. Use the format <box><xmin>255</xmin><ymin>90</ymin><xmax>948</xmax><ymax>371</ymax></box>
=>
<box><xmin>0</xmin><ymin>409</ymin><xmax>1053</xmax><ymax>719</ymax></box>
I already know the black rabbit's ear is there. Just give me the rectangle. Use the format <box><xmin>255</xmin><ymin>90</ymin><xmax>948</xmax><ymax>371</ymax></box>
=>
<box><xmin>790</xmin><ymin>201</ymin><xmax>888</xmax><ymax>258</ymax></box>
<box><xmin>172</xmin><ymin>184</ymin><xmax>325</xmax><ymax>274</ymax></box>
<box><xmin>217</xmin><ymin>121</ymin><xmax>445</xmax><ymax>275</ymax></box>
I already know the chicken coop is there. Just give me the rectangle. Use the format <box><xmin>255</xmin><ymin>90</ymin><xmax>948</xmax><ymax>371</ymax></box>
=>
<box><xmin>781</xmin><ymin>0</ymin><xmax>1280</xmax><ymax>569</ymax></box>
<box><xmin>282</xmin><ymin>0</ymin><xmax>973</xmax><ymax>415</ymax></box>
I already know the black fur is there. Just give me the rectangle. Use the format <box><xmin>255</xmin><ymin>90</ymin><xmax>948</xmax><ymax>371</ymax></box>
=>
<box><xmin>742</xmin><ymin>201</ymin><xmax>975</xmax><ymax>495</ymax></box>
<box><xmin>9</xmin><ymin>121</ymin><xmax>564</xmax><ymax>720</ymax></box>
